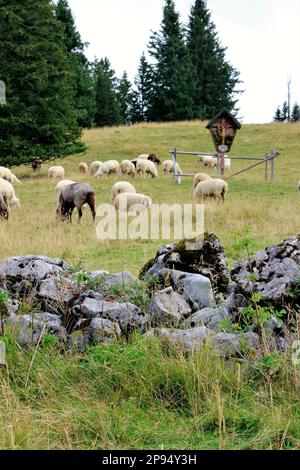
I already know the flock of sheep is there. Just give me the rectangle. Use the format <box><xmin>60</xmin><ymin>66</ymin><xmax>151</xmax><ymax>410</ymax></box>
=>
<box><xmin>0</xmin><ymin>154</ymin><xmax>299</xmax><ymax>223</ymax></box>
<box><xmin>50</xmin><ymin>153</ymin><xmax>229</xmax><ymax>222</ymax></box>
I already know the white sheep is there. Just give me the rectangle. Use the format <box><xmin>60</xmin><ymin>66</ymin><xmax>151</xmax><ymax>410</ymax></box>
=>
<box><xmin>136</xmin><ymin>154</ymin><xmax>150</xmax><ymax>160</ymax></box>
<box><xmin>162</xmin><ymin>160</ymin><xmax>182</xmax><ymax>175</ymax></box>
<box><xmin>120</xmin><ymin>160</ymin><xmax>136</xmax><ymax>176</ymax></box>
<box><xmin>110</xmin><ymin>181</ymin><xmax>136</xmax><ymax>204</ymax></box>
<box><xmin>136</xmin><ymin>159</ymin><xmax>158</xmax><ymax>178</ymax></box>
<box><xmin>193</xmin><ymin>178</ymin><xmax>228</xmax><ymax>203</ymax></box>
<box><xmin>193</xmin><ymin>172</ymin><xmax>212</xmax><ymax>189</ymax></box>
<box><xmin>198</xmin><ymin>155</ymin><xmax>214</xmax><ymax>167</ymax></box>
<box><xmin>113</xmin><ymin>192</ymin><xmax>152</xmax><ymax>212</ymax></box>
<box><xmin>0</xmin><ymin>177</ymin><xmax>21</xmax><ymax>209</ymax></box>
<box><xmin>95</xmin><ymin>160</ymin><xmax>120</xmax><ymax>178</ymax></box>
<box><xmin>0</xmin><ymin>167</ymin><xmax>21</xmax><ymax>184</ymax></box>
<box><xmin>211</xmin><ymin>156</ymin><xmax>231</xmax><ymax>170</ymax></box>
<box><xmin>89</xmin><ymin>160</ymin><xmax>102</xmax><ymax>175</ymax></box>
<box><xmin>48</xmin><ymin>166</ymin><xmax>65</xmax><ymax>179</ymax></box>
<box><xmin>79</xmin><ymin>162</ymin><xmax>88</xmax><ymax>174</ymax></box>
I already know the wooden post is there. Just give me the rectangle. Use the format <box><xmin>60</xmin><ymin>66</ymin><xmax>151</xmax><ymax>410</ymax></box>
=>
<box><xmin>0</xmin><ymin>341</ymin><xmax>6</xmax><ymax>366</ymax></box>
<box><xmin>264</xmin><ymin>157</ymin><xmax>268</xmax><ymax>181</ymax></box>
<box><xmin>271</xmin><ymin>156</ymin><xmax>275</xmax><ymax>180</ymax></box>
<box><xmin>172</xmin><ymin>147</ymin><xmax>179</xmax><ymax>184</ymax></box>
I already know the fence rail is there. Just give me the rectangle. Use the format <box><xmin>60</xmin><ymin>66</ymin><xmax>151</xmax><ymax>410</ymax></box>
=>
<box><xmin>170</xmin><ymin>148</ymin><xmax>281</xmax><ymax>184</ymax></box>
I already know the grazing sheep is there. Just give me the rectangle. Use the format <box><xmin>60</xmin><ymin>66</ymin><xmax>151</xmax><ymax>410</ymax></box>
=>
<box><xmin>198</xmin><ymin>155</ymin><xmax>214</xmax><ymax>167</ymax></box>
<box><xmin>131</xmin><ymin>159</ymin><xmax>138</xmax><ymax>168</ymax></box>
<box><xmin>120</xmin><ymin>160</ymin><xmax>136</xmax><ymax>176</ymax></box>
<box><xmin>110</xmin><ymin>181</ymin><xmax>136</xmax><ymax>204</ymax></box>
<box><xmin>89</xmin><ymin>160</ymin><xmax>102</xmax><ymax>175</ymax></box>
<box><xmin>0</xmin><ymin>167</ymin><xmax>21</xmax><ymax>184</ymax></box>
<box><xmin>48</xmin><ymin>166</ymin><xmax>65</xmax><ymax>179</ymax></box>
<box><xmin>148</xmin><ymin>154</ymin><xmax>161</xmax><ymax>165</ymax></box>
<box><xmin>210</xmin><ymin>156</ymin><xmax>231</xmax><ymax>170</ymax></box>
<box><xmin>136</xmin><ymin>154</ymin><xmax>149</xmax><ymax>160</ymax></box>
<box><xmin>162</xmin><ymin>160</ymin><xmax>182</xmax><ymax>175</ymax></box>
<box><xmin>55</xmin><ymin>179</ymin><xmax>76</xmax><ymax>213</ymax></box>
<box><xmin>0</xmin><ymin>177</ymin><xmax>21</xmax><ymax>209</ymax></box>
<box><xmin>193</xmin><ymin>172</ymin><xmax>212</xmax><ymax>189</ymax></box>
<box><xmin>79</xmin><ymin>162</ymin><xmax>88</xmax><ymax>174</ymax></box>
<box><xmin>0</xmin><ymin>193</ymin><xmax>9</xmax><ymax>220</ymax></box>
<box><xmin>58</xmin><ymin>183</ymin><xmax>96</xmax><ymax>223</ymax></box>
<box><xmin>136</xmin><ymin>159</ymin><xmax>158</xmax><ymax>178</ymax></box>
<box><xmin>113</xmin><ymin>192</ymin><xmax>152</xmax><ymax>212</ymax></box>
<box><xmin>95</xmin><ymin>160</ymin><xmax>120</xmax><ymax>177</ymax></box>
<box><xmin>136</xmin><ymin>153</ymin><xmax>161</xmax><ymax>165</ymax></box>
<box><xmin>193</xmin><ymin>179</ymin><xmax>228</xmax><ymax>203</ymax></box>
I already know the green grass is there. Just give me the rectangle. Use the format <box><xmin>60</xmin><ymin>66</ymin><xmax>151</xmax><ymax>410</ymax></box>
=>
<box><xmin>0</xmin><ymin>120</ymin><xmax>299</xmax><ymax>273</ymax></box>
<box><xmin>0</xmin><ymin>333</ymin><xmax>299</xmax><ymax>450</ymax></box>
<box><xmin>0</xmin><ymin>120</ymin><xmax>299</xmax><ymax>449</ymax></box>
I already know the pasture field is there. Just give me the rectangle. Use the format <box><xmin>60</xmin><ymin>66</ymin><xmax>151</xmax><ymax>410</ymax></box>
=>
<box><xmin>0</xmin><ymin>120</ymin><xmax>299</xmax><ymax>273</ymax></box>
<box><xmin>0</xmin><ymin>121</ymin><xmax>299</xmax><ymax>450</ymax></box>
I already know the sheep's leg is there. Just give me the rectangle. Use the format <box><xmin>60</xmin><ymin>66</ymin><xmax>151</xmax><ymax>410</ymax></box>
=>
<box><xmin>77</xmin><ymin>206</ymin><xmax>83</xmax><ymax>223</ymax></box>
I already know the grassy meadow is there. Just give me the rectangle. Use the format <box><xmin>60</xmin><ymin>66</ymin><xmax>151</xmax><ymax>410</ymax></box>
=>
<box><xmin>0</xmin><ymin>120</ymin><xmax>299</xmax><ymax>273</ymax></box>
<box><xmin>0</xmin><ymin>120</ymin><xmax>299</xmax><ymax>450</ymax></box>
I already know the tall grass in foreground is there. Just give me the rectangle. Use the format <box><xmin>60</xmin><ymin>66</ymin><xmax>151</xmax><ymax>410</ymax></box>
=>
<box><xmin>0</xmin><ymin>333</ymin><xmax>299</xmax><ymax>450</ymax></box>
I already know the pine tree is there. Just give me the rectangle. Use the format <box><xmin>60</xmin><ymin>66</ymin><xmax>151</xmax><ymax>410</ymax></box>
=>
<box><xmin>281</xmin><ymin>101</ymin><xmax>288</xmax><ymax>122</ymax></box>
<box><xmin>187</xmin><ymin>0</ymin><xmax>241</xmax><ymax>118</ymax></box>
<box><xmin>291</xmin><ymin>103</ymin><xmax>300</xmax><ymax>122</ymax></box>
<box><xmin>273</xmin><ymin>106</ymin><xmax>283</xmax><ymax>122</ymax></box>
<box><xmin>55</xmin><ymin>0</ymin><xmax>95</xmax><ymax>128</ymax></box>
<box><xmin>0</xmin><ymin>0</ymin><xmax>83</xmax><ymax>167</ymax></box>
<box><xmin>130</xmin><ymin>52</ymin><xmax>154</xmax><ymax>122</ymax></box>
<box><xmin>147</xmin><ymin>0</ymin><xmax>197</xmax><ymax>122</ymax></box>
<box><xmin>116</xmin><ymin>72</ymin><xmax>133</xmax><ymax>125</ymax></box>
<box><xmin>93</xmin><ymin>59</ymin><xmax>122</xmax><ymax>127</ymax></box>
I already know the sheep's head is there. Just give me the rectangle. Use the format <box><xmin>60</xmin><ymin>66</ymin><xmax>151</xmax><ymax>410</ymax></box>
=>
<box><xmin>0</xmin><ymin>205</ymin><xmax>9</xmax><ymax>220</ymax></box>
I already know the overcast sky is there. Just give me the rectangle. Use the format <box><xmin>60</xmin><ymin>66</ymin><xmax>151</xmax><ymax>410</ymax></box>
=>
<box><xmin>68</xmin><ymin>0</ymin><xmax>300</xmax><ymax>123</ymax></box>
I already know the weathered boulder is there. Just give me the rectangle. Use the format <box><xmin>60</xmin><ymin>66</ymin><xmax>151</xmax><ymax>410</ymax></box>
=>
<box><xmin>150</xmin><ymin>287</ymin><xmax>191</xmax><ymax>327</ymax></box>
<box><xmin>170</xmin><ymin>270</ymin><xmax>215</xmax><ymax>309</ymax></box>
<box><xmin>230</xmin><ymin>236</ymin><xmax>300</xmax><ymax>309</ymax></box>
<box><xmin>0</xmin><ymin>256</ymin><xmax>68</xmax><ymax>292</ymax></box>
<box><xmin>156</xmin><ymin>326</ymin><xmax>210</xmax><ymax>352</ymax></box>
<box><xmin>140</xmin><ymin>233</ymin><xmax>229</xmax><ymax>293</ymax></box>
<box><xmin>211</xmin><ymin>332</ymin><xmax>260</xmax><ymax>357</ymax></box>
<box><xmin>89</xmin><ymin>318</ymin><xmax>121</xmax><ymax>344</ymax></box>
<box><xmin>72</xmin><ymin>298</ymin><xmax>149</xmax><ymax>334</ymax></box>
<box><xmin>183</xmin><ymin>304</ymin><xmax>228</xmax><ymax>330</ymax></box>
<box><xmin>4</xmin><ymin>312</ymin><xmax>67</xmax><ymax>346</ymax></box>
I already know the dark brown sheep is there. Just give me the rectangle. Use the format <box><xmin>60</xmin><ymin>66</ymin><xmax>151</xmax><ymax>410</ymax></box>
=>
<box><xmin>58</xmin><ymin>183</ymin><xmax>96</xmax><ymax>223</ymax></box>
<box><xmin>148</xmin><ymin>153</ymin><xmax>161</xmax><ymax>165</ymax></box>
<box><xmin>0</xmin><ymin>193</ymin><xmax>9</xmax><ymax>220</ymax></box>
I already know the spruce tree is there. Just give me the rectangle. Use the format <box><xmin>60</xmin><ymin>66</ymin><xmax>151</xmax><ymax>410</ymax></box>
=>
<box><xmin>281</xmin><ymin>101</ymin><xmax>288</xmax><ymax>122</ymax></box>
<box><xmin>93</xmin><ymin>59</ymin><xmax>122</xmax><ymax>127</ymax></box>
<box><xmin>55</xmin><ymin>0</ymin><xmax>95</xmax><ymax>128</ymax></box>
<box><xmin>130</xmin><ymin>52</ymin><xmax>154</xmax><ymax>122</ymax></box>
<box><xmin>291</xmin><ymin>103</ymin><xmax>300</xmax><ymax>122</ymax></box>
<box><xmin>147</xmin><ymin>0</ymin><xmax>197</xmax><ymax>122</ymax></box>
<box><xmin>116</xmin><ymin>72</ymin><xmax>133</xmax><ymax>125</ymax></box>
<box><xmin>273</xmin><ymin>105</ymin><xmax>283</xmax><ymax>122</ymax></box>
<box><xmin>187</xmin><ymin>0</ymin><xmax>241</xmax><ymax>118</ymax></box>
<box><xmin>0</xmin><ymin>0</ymin><xmax>83</xmax><ymax>167</ymax></box>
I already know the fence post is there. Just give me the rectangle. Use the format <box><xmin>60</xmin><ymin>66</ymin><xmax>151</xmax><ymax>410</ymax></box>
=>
<box><xmin>216</xmin><ymin>154</ymin><xmax>221</xmax><ymax>176</ymax></box>
<box><xmin>264</xmin><ymin>156</ymin><xmax>268</xmax><ymax>181</ymax></box>
<box><xmin>172</xmin><ymin>147</ymin><xmax>179</xmax><ymax>184</ymax></box>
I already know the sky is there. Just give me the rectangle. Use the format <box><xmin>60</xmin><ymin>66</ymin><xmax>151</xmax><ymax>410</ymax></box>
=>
<box><xmin>67</xmin><ymin>0</ymin><xmax>300</xmax><ymax>123</ymax></box>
